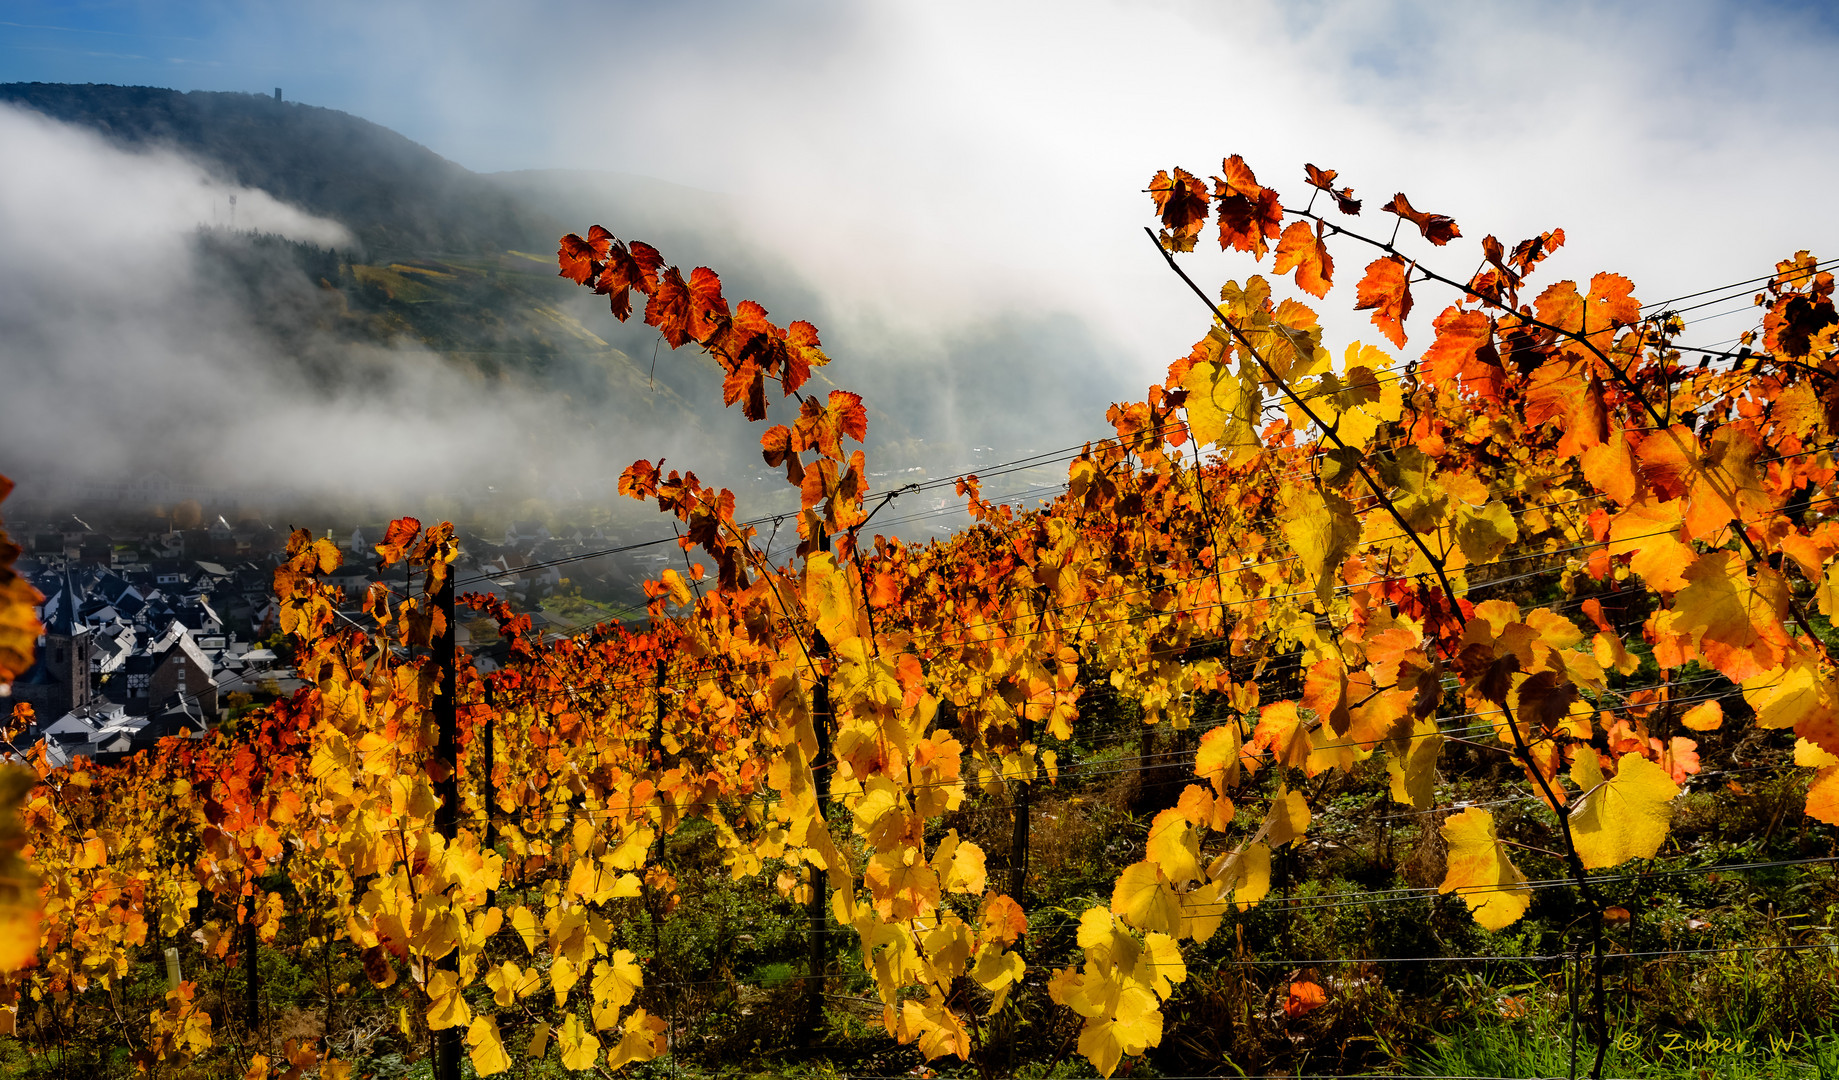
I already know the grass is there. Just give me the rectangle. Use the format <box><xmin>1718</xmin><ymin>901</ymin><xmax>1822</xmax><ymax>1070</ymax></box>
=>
<box><xmin>1412</xmin><ymin>1010</ymin><xmax>1839</xmax><ymax>1079</ymax></box>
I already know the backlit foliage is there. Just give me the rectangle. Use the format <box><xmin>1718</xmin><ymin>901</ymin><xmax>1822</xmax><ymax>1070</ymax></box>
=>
<box><xmin>5</xmin><ymin>153</ymin><xmax>1839</xmax><ymax>1077</ymax></box>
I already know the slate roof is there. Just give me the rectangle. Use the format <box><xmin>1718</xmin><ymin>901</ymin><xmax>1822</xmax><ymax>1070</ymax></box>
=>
<box><xmin>41</xmin><ymin>570</ymin><xmax>86</xmax><ymax>636</ymax></box>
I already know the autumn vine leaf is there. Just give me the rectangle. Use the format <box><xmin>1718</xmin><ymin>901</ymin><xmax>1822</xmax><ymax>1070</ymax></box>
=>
<box><xmin>1212</xmin><ymin>154</ymin><xmax>1283</xmax><ymax>258</ymax></box>
<box><xmin>0</xmin><ymin>476</ymin><xmax>42</xmax><ymax>689</ymax></box>
<box><xmin>1438</xmin><ymin>807</ymin><xmax>1532</xmax><ymax>930</ymax></box>
<box><xmin>1303</xmin><ymin>164</ymin><xmax>1361</xmax><ymax>215</ymax></box>
<box><xmin>1149</xmin><ymin>168</ymin><xmax>1210</xmax><ymax>253</ymax></box>
<box><xmin>556</xmin><ymin>223</ymin><xmax>611</xmax><ymax>285</ymax></box>
<box><xmin>1274</xmin><ymin>219</ymin><xmax>1334</xmax><ymax>298</ymax></box>
<box><xmin>1355</xmin><ymin>255</ymin><xmax>1414</xmax><ymax>348</ymax></box>
<box><xmin>1569</xmin><ymin>753</ymin><xmax>1680</xmax><ymax>869</ymax></box>
<box><xmin>1382</xmin><ymin>192</ymin><xmax>1461</xmax><ymax>245</ymax></box>
<box><xmin>0</xmin><ymin>765</ymin><xmax>38</xmax><ymax>972</ymax></box>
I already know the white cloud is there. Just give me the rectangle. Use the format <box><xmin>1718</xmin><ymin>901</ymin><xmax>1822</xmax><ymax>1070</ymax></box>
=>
<box><xmin>282</xmin><ymin>0</ymin><xmax>1839</xmax><ymax>392</ymax></box>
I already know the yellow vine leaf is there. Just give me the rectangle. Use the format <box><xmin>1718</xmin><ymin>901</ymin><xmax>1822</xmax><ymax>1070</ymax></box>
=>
<box><xmin>1076</xmin><ymin>990</ymin><xmax>1164</xmax><ymax>1079</ymax></box>
<box><xmin>895</xmin><ymin>996</ymin><xmax>972</xmax><ymax>1061</ymax></box>
<box><xmin>466</xmin><ymin>1015</ymin><xmax>512</xmax><ymax>1076</ymax></box>
<box><xmin>508</xmin><ymin>905</ymin><xmax>539</xmax><ymax>954</ymax></box>
<box><xmin>550</xmin><ymin>954</ymin><xmax>579</xmax><ymax>1006</ymax></box>
<box><xmin>1569</xmin><ymin>753</ymin><xmax>1679</xmax><ymax>869</ymax></box>
<box><xmin>1111</xmin><ymin>860</ymin><xmax>1180</xmax><ymax>936</ymax></box>
<box><xmin>920</xmin><ymin>914</ymin><xmax>975</xmax><ymax>983</ymax></box>
<box><xmin>1797</xmin><ymin>738</ymin><xmax>1839</xmax><ymax>768</ymax></box>
<box><xmin>1263</xmin><ymin>784</ymin><xmax>1310</xmax><ymax>848</ymax></box>
<box><xmin>866</xmin><ymin>849</ymin><xmax>941</xmax><ymax>920</ymax></box>
<box><xmin>1139</xmin><ymin>930</ymin><xmax>1187</xmax><ymax>998</ymax></box>
<box><xmin>486</xmin><ymin>961</ymin><xmax>539</xmax><ymax>1007</ymax></box>
<box><xmin>971</xmin><ymin>941</ymin><xmax>1025</xmax><ymax>1010</ymax></box>
<box><xmin>1194</xmin><ymin>723</ymin><xmax>1242</xmax><ymax>795</ymax></box>
<box><xmin>1144</xmin><ymin>808</ymin><xmax>1204</xmax><ymax>888</ymax></box>
<box><xmin>1178</xmin><ymin>883</ymin><xmax>1223</xmax><ymax>944</ymax></box>
<box><xmin>1307</xmin><ymin>721</ymin><xmax>1371</xmax><ymax>776</ymax></box>
<box><xmin>1454</xmin><ymin>500</ymin><xmax>1519</xmax><ymax>566</ymax></box>
<box><xmin>1182</xmin><ymin>355</ymin><xmax>1263</xmax><ymax>463</ymax></box>
<box><xmin>607</xmin><ymin>825</ymin><xmax>654</xmax><ymax>870</ymax></box>
<box><xmin>932</xmin><ymin>830</ymin><xmax>988</xmax><ymax>894</ymax></box>
<box><xmin>591</xmin><ymin>950</ymin><xmax>643</xmax><ymax>1012</ymax></box>
<box><xmin>1673</xmin><ymin>552</ymin><xmax>1790</xmax><ymax>681</ymax></box>
<box><xmin>1282</xmin><ymin>487</ymin><xmax>1359</xmax><ymax>603</ymax></box>
<box><xmin>1438</xmin><ymin>807</ymin><xmax>1532</xmax><ymax>930</ymax></box>
<box><xmin>425</xmin><ymin>969</ymin><xmax>472</xmax><ymax>1031</ymax></box>
<box><xmin>1681</xmin><ymin>700</ymin><xmax>1723</xmax><ymax>731</ymax></box>
<box><xmin>557</xmin><ymin>1014</ymin><xmax>601</xmax><ymax>1071</ymax></box>
<box><xmin>802</xmin><ymin>551</ymin><xmax>858</xmax><ymax>644</ymax></box>
<box><xmin>1386</xmin><ymin>717</ymin><xmax>1443</xmax><ymax>809</ymax></box>
<box><xmin>606</xmin><ymin>1008</ymin><xmax>667</xmax><ymax>1071</ymax></box>
<box><xmin>1742</xmin><ymin>647</ymin><xmax>1839</xmax><ymax>754</ymax></box>
<box><xmin>1210</xmin><ymin>842</ymin><xmax>1272</xmax><ymax>912</ymax></box>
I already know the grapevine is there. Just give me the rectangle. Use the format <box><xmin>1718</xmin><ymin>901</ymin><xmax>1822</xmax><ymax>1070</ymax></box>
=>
<box><xmin>1</xmin><ymin>154</ymin><xmax>1837</xmax><ymax>1080</ymax></box>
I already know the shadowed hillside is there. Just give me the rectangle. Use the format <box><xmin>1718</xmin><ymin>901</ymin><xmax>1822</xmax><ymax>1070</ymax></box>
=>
<box><xmin>0</xmin><ymin>82</ymin><xmax>545</xmax><ymax>255</ymax></box>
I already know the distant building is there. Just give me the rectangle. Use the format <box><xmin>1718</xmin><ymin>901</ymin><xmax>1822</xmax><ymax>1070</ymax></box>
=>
<box><xmin>505</xmin><ymin>520</ymin><xmax>551</xmax><ymax>549</ymax></box>
<box><xmin>12</xmin><ymin>571</ymin><xmax>95</xmax><ymax>721</ymax></box>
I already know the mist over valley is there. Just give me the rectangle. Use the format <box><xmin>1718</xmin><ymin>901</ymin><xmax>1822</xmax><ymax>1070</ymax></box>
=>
<box><xmin>0</xmin><ymin>83</ymin><xmax>1124</xmax><ymax>547</ymax></box>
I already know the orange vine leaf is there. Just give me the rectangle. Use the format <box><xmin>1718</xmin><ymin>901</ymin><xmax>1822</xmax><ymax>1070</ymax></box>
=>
<box><xmin>1354</xmin><ymin>255</ymin><xmax>1413</xmax><ymax>349</ymax></box>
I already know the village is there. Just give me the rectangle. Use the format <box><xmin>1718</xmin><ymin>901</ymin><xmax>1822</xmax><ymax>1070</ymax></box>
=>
<box><xmin>3</xmin><ymin>508</ymin><xmax>654</xmax><ymax>766</ymax></box>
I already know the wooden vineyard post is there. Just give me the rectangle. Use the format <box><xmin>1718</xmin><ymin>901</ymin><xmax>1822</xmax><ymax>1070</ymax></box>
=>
<box><xmin>803</xmin><ymin>532</ymin><xmax>834</xmax><ymax>1047</ymax></box>
<box><xmin>243</xmin><ymin>918</ymin><xmax>258</xmax><ymax>1034</ymax></box>
<box><xmin>483</xmin><ymin>679</ymin><xmax>497</xmax><ymax>908</ymax></box>
<box><xmin>431</xmin><ymin>565</ymin><xmax>459</xmax><ymax>1080</ymax></box>
<box><xmin>650</xmin><ymin>657</ymin><xmax>667</xmax><ymax>966</ymax></box>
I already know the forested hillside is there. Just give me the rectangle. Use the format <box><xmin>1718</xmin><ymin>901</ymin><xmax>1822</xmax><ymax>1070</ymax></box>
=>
<box><xmin>0</xmin><ymin>83</ymin><xmax>539</xmax><ymax>255</ymax></box>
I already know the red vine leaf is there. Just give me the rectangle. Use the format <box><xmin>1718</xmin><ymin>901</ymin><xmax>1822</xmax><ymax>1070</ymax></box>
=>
<box><xmin>1382</xmin><ymin>192</ymin><xmax>1461</xmax><ymax>246</ymax></box>
<box><xmin>1302</xmin><ymin>164</ymin><xmax>1361</xmax><ymax>215</ymax></box>
<box><xmin>1149</xmin><ymin>168</ymin><xmax>1210</xmax><ymax>253</ymax></box>
<box><xmin>1213</xmin><ymin>155</ymin><xmax>1283</xmax><ymax>259</ymax></box>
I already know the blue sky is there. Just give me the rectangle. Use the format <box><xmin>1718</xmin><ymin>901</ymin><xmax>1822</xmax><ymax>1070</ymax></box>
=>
<box><xmin>6</xmin><ymin>0</ymin><xmax>1839</xmax><ymax>389</ymax></box>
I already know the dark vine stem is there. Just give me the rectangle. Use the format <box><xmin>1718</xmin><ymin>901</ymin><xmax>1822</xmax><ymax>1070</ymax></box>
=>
<box><xmin>1145</xmin><ymin>224</ymin><xmax>1614</xmax><ymax>1079</ymax></box>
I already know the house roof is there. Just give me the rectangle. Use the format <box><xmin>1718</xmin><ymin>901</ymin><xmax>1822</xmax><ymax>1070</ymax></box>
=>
<box><xmin>95</xmin><ymin>572</ymin><xmax>132</xmax><ymax>604</ymax></box>
<box><xmin>163</xmin><ymin>631</ymin><xmax>217</xmax><ymax>682</ymax></box>
<box><xmin>40</xmin><ymin>569</ymin><xmax>86</xmax><ymax>637</ymax></box>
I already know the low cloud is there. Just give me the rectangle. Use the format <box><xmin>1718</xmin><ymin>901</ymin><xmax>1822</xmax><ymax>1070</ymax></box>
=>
<box><xmin>0</xmin><ymin>103</ymin><xmax>724</xmax><ymax>514</ymax></box>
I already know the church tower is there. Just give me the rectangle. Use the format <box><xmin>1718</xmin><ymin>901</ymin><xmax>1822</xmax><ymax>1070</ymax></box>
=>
<box><xmin>14</xmin><ymin>571</ymin><xmax>93</xmax><ymax>720</ymax></box>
